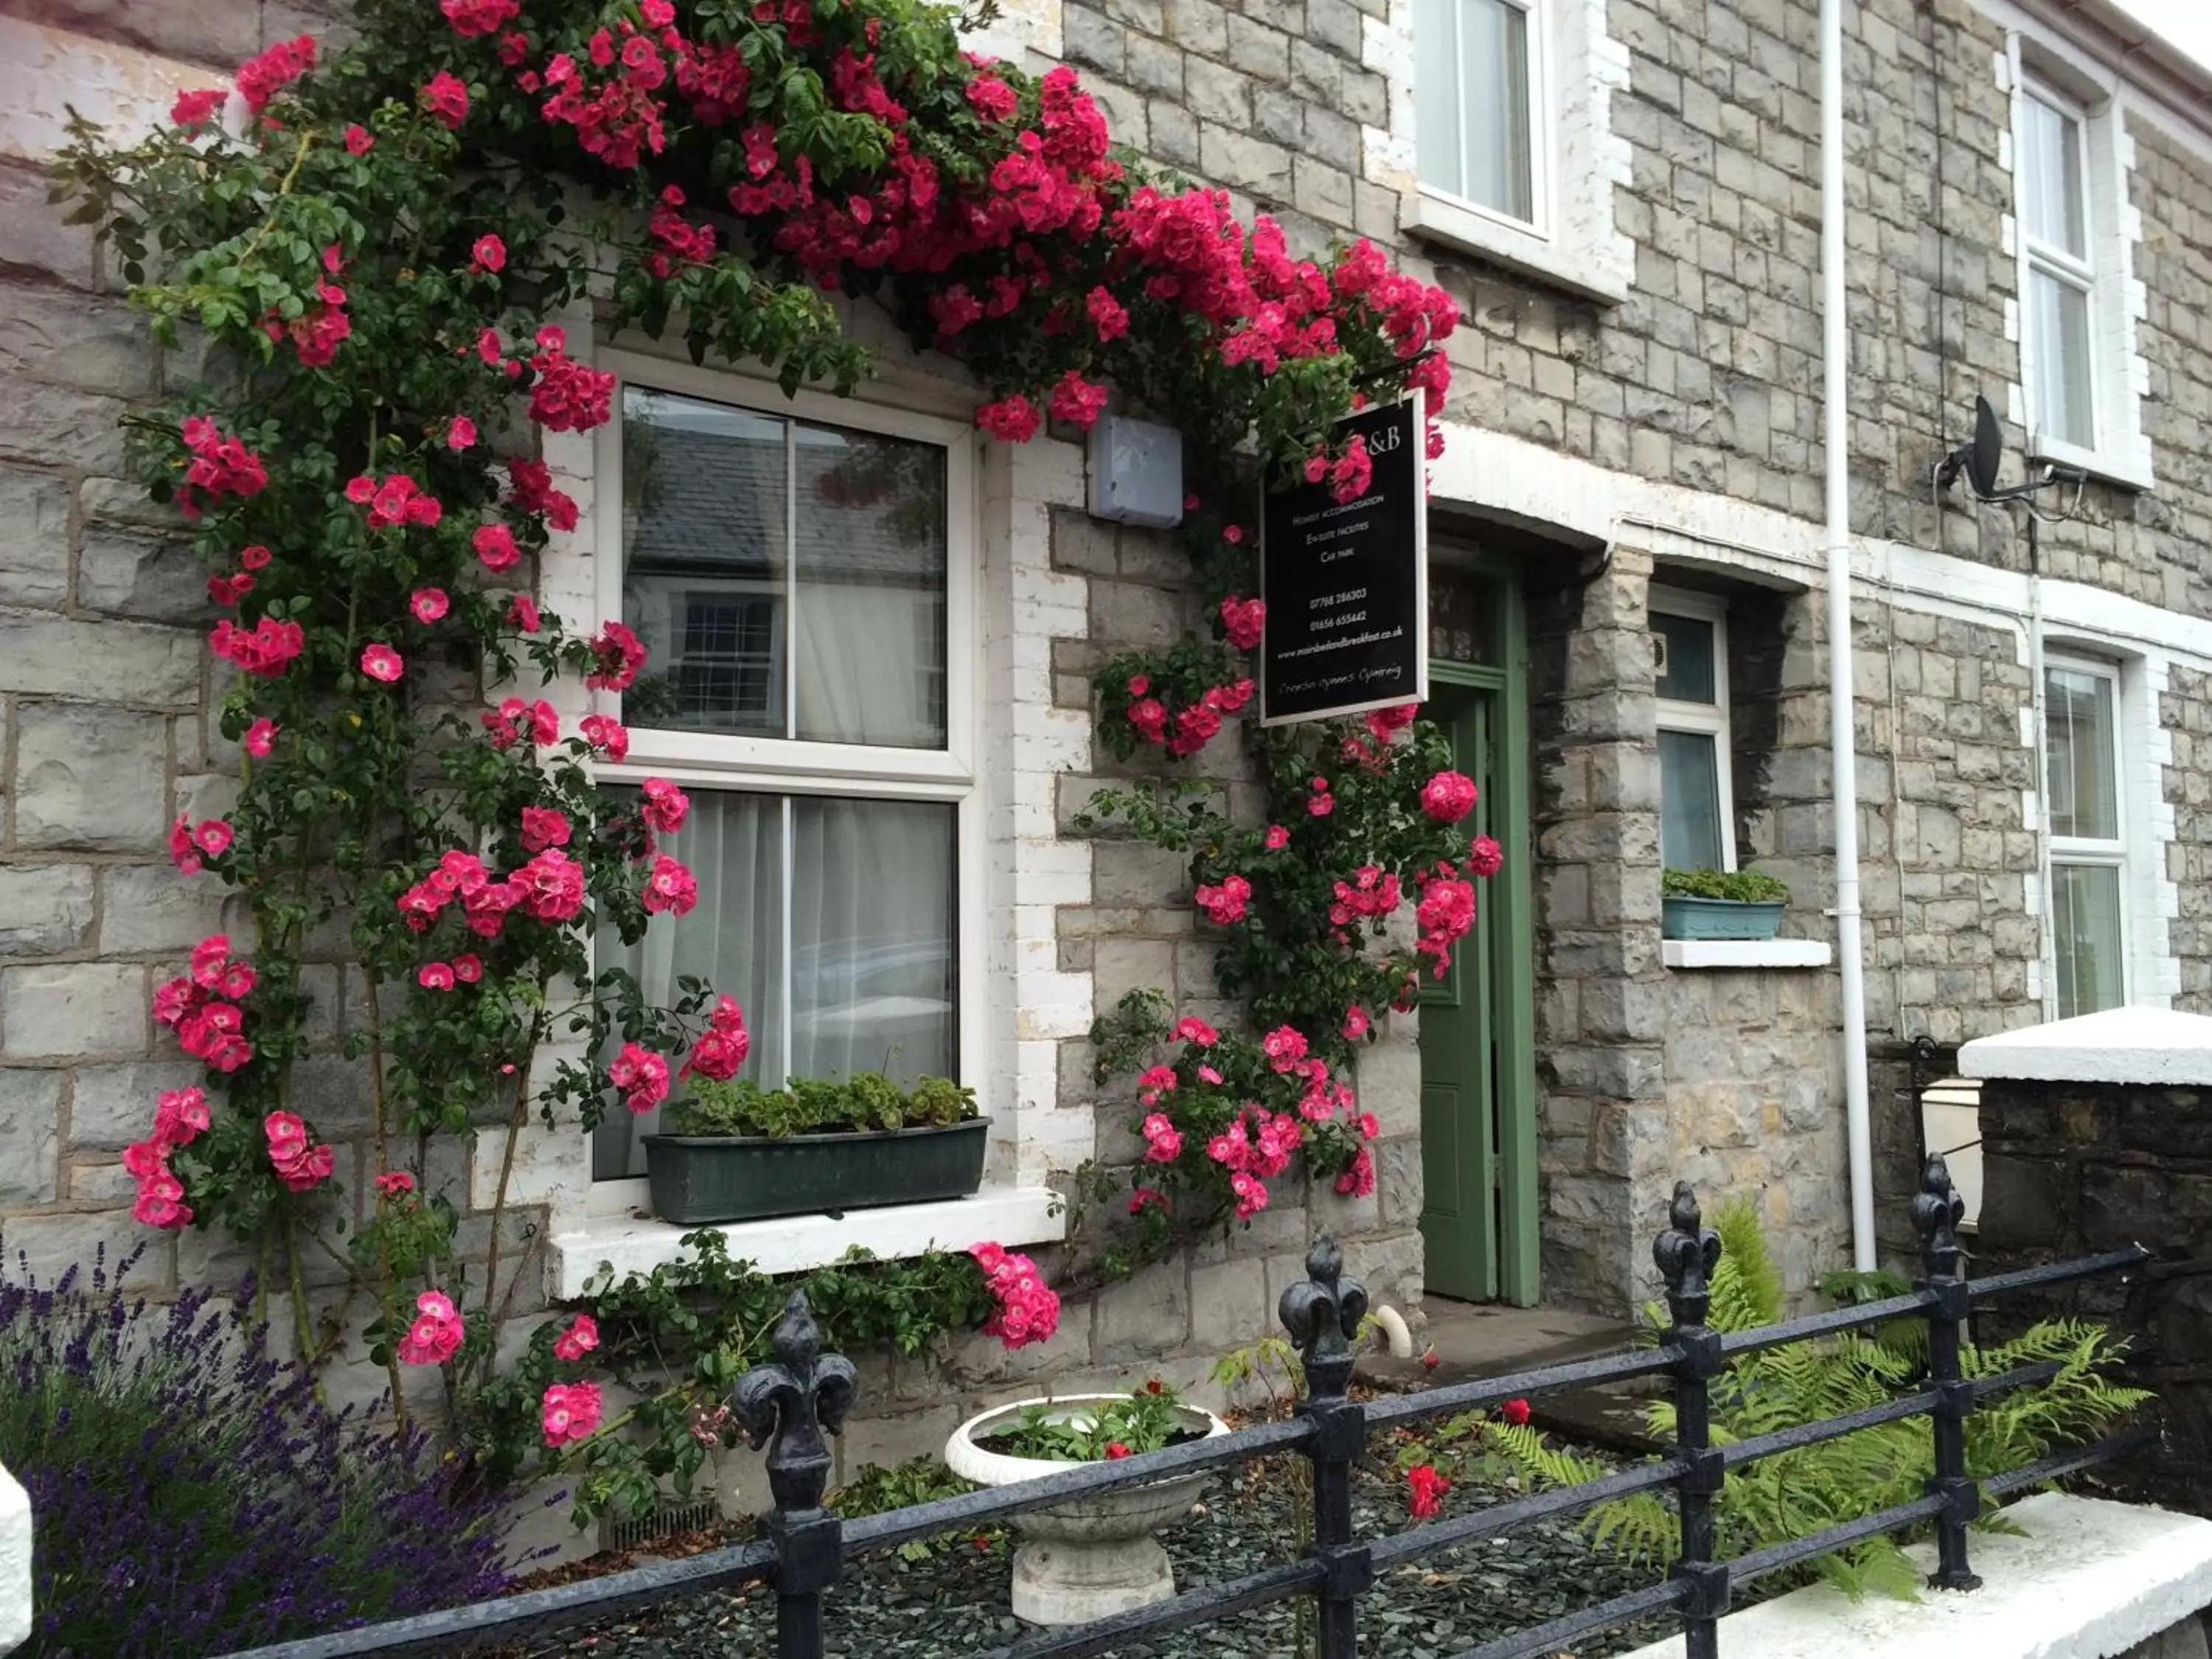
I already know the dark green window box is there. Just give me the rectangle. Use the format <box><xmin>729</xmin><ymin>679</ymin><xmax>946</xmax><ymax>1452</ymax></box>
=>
<box><xmin>642</xmin><ymin>1118</ymin><xmax>990</xmax><ymax>1225</ymax></box>
<box><xmin>1662</xmin><ymin>896</ymin><xmax>1787</xmax><ymax>942</ymax></box>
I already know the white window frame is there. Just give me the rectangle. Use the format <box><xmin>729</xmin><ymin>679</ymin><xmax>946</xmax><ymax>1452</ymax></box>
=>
<box><xmin>2006</xmin><ymin>40</ymin><xmax>2154</xmax><ymax>491</ymax></box>
<box><xmin>1414</xmin><ymin>0</ymin><xmax>1553</xmax><ymax>240</ymax></box>
<box><xmin>1651</xmin><ymin>587</ymin><xmax>1737</xmax><ymax>874</ymax></box>
<box><xmin>586</xmin><ymin>347</ymin><xmax>985</xmax><ymax>1209</ymax></box>
<box><xmin>1398</xmin><ymin>0</ymin><xmax>1634</xmax><ymax>305</ymax></box>
<box><xmin>2042</xmin><ymin>652</ymin><xmax>2129</xmax><ymax>1019</ymax></box>
<box><xmin>2017</xmin><ymin>79</ymin><xmax>2101</xmax><ymax>455</ymax></box>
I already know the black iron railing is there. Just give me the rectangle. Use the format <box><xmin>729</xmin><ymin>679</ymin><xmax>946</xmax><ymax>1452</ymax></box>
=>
<box><xmin>223</xmin><ymin>1155</ymin><xmax>2153</xmax><ymax>1659</ymax></box>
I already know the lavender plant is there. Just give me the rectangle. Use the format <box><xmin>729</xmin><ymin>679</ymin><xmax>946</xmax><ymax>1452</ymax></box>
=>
<box><xmin>0</xmin><ymin>1247</ymin><xmax>518</xmax><ymax>1656</ymax></box>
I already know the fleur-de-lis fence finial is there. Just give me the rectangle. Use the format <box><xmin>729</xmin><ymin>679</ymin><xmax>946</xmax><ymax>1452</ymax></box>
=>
<box><xmin>1913</xmin><ymin>1154</ymin><xmax>1969</xmax><ymax>1284</ymax></box>
<box><xmin>734</xmin><ymin>1291</ymin><xmax>858</xmax><ymax>1517</ymax></box>
<box><xmin>1279</xmin><ymin>1233</ymin><xmax>1369</xmax><ymax>1401</ymax></box>
<box><xmin>1652</xmin><ymin>1180</ymin><xmax>1722</xmax><ymax>1333</ymax></box>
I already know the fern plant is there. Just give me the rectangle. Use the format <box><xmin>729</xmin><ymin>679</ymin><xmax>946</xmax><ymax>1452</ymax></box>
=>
<box><xmin>1439</xmin><ymin>1199</ymin><xmax>2148</xmax><ymax>1601</ymax></box>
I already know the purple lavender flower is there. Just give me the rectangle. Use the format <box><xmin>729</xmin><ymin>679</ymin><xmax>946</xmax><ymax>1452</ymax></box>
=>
<box><xmin>1</xmin><ymin>1242</ymin><xmax>515</xmax><ymax>1655</ymax></box>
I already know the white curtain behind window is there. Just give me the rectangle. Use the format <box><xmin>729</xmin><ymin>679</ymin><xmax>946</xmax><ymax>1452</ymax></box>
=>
<box><xmin>790</xmin><ymin>797</ymin><xmax>957</xmax><ymax>1082</ymax></box>
<box><xmin>593</xmin><ymin>791</ymin><xmax>957</xmax><ymax>1178</ymax></box>
<box><xmin>593</xmin><ymin>791</ymin><xmax>782</xmax><ymax>1179</ymax></box>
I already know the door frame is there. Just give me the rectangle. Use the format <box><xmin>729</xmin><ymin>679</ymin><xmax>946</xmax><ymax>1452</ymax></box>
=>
<box><xmin>1425</xmin><ymin>556</ymin><xmax>1540</xmax><ymax>1306</ymax></box>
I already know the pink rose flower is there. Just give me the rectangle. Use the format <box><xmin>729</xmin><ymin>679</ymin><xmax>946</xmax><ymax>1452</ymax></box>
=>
<box><xmin>580</xmin><ymin>714</ymin><xmax>630</xmax><ymax>761</ymax></box>
<box><xmin>608</xmin><ymin>1043</ymin><xmax>670</xmax><ymax>1115</ymax></box>
<box><xmin>422</xmin><ymin>69</ymin><xmax>470</xmax><ymax>128</ymax></box>
<box><xmin>520</xmin><ymin>806</ymin><xmax>571</xmax><ymax>853</ymax></box>
<box><xmin>975</xmin><ymin>394</ymin><xmax>1040</xmax><ymax>442</ymax></box>
<box><xmin>243</xmin><ymin>718</ymin><xmax>278</xmax><ymax>757</ymax></box>
<box><xmin>553</xmin><ymin>1314</ymin><xmax>600</xmax><ymax>1362</ymax></box>
<box><xmin>1421</xmin><ymin>770</ymin><xmax>1478</xmax><ymax>824</ymax></box>
<box><xmin>642</xmin><ymin>854</ymin><xmax>698</xmax><ymax>917</ymax></box>
<box><xmin>397</xmin><ymin>1289</ymin><xmax>465</xmax><ymax>1365</ymax></box>
<box><xmin>410</xmin><ymin>588</ymin><xmax>450</xmax><ymax>623</ymax></box>
<box><xmin>473</xmin><ymin>522</ymin><xmax>521</xmax><ymax>571</ymax></box>
<box><xmin>172</xmin><ymin>88</ymin><xmax>226</xmax><ymax>128</ymax></box>
<box><xmin>641</xmin><ymin>777</ymin><xmax>690</xmax><ymax>835</ymax></box>
<box><xmin>361</xmin><ymin>643</ymin><xmax>404</xmax><ymax>682</ymax></box>
<box><xmin>1194</xmin><ymin>874</ymin><xmax>1251</xmax><ymax>926</ymax></box>
<box><xmin>541</xmin><ymin>1380</ymin><xmax>604</xmax><ymax>1447</ymax></box>
<box><xmin>1220</xmin><ymin>596</ymin><xmax>1265</xmax><ymax>650</ymax></box>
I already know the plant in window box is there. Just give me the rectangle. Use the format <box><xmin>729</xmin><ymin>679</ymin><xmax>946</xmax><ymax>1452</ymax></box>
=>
<box><xmin>944</xmin><ymin>1377</ymin><xmax>1231</xmax><ymax>1624</ymax></box>
<box><xmin>1660</xmin><ymin>867</ymin><xmax>1792</xmax><ymax>942</ymax></box>
<box><xmin>643</xmin><ymin>1072</ymin><xmax>988</xmax><ymax>1225</ymax></box>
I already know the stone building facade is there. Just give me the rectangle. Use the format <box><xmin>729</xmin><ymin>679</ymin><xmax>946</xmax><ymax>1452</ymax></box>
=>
<box><xmin>0</xmin><ymin>0</ymin><xmax>2209</xmax><ymax>1491</ymax></box>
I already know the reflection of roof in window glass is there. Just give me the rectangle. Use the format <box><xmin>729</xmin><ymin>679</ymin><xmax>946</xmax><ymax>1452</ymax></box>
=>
<box><xmin>625</xmin><ymin>389</ymin><xmax>947</xmax><ymax>588</ymax></box>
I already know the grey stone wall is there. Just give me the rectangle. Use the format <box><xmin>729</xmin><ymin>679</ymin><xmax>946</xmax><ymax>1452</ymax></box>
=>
<box><xmin>1525</xmin><ymin>548</ymin><xmax>1847</xmax><ymax>1307</ymax></box>
<box><xmin>1526</xmin><ymin>547</ymin><xmax>1666</xmax><ymax>1308</ymax></box>
<box><xmin>2166</xmin><ymin>665</ymin><xmax>2212</xmax><ymax>1017</ymax></box>
<box><xmin>1977</xmin><ymin>1073</ymin><xmax>2212</xmax><ymax>1517</ymax></box>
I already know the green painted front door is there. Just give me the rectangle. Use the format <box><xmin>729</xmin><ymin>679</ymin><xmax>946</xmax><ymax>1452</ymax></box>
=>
<box><xmin>1418</xmin><ymin>563</ymin><xmax>1537</xmax><ymax>1305</ymax></box>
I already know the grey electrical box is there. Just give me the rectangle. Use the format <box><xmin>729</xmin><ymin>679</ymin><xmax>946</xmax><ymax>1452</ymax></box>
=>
<box><xmin>1086</xmin><ymin>414</ymin><xmax>1183</xmax><ymax>528</ymax></box>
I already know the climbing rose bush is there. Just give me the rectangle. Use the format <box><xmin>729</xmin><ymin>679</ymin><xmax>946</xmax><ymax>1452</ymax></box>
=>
<box><xmin>1080</xmin><ymin>699</ymin><xmax>1501</xmax><ymax>1253</ymax></box>
<box><xmin>56</xmin><ymin>0</ymin><xmax>1464</xmax><ymax>1508</ymax></box>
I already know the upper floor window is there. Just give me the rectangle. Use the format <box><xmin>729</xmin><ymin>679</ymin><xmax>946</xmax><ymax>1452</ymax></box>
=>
<box><xmin>2018</xmin><ymin>85</ymin><xmax>2097</xmax><ymax>452</ymax></box>
<box><xmin>1652</xmin><ymin>591</ymin><xmax>1736</xmax><ymax>873</ymax></box>
<box><xmin>1415</xmin><ymin>0</ymin><xmax>1543</xmax><ymax>228</ymax></box>
<box><xmin>1402</xmin><ymin>0</ymin><xmax>1634</xmax><ymax>305</ymax></box>
<box><xmin>2008</xmin><ymin>45</ymin><xmax>2154</xmax><ymax>490</ymax></box>
<box><xmin>591</xmin><ymin>366</ymin><xmax>975</xmax><ymax>1182</ymax></box>
<box><xmin>2045</xmin><ymin>658</ymin><xmax>2126</xmax><ymax>1019</ymax></box>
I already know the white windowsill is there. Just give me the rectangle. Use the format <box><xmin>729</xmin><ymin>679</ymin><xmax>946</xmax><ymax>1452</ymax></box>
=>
<box><xmin>546</xmin><ymin>1185</ymin><xmax>1067</xmax><ymax>1300</ymax></box>
<box><xmin>2028</xmin><ymin>432</ymin><xmax>2155</xmax><ymax>493</ymax></box>
<box><xmin>1663</xmin><ymin>939</ymin><xmax>1834</xmax><ymax>970</ymax></box>
<box><xmin>1402</xmin><ymin>189</ymin><xmax>1630</xmax><ymax>307</ymax></box>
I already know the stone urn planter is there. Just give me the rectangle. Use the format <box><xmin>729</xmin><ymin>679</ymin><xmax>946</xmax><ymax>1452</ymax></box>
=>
<box><xmin>944</xmin><ymin>1393</ymin><xmax>1230</xmax><ymax>1625</ymax></box>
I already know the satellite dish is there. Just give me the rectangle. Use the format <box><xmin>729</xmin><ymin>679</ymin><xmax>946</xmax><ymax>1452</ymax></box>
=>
<box><xmin>1935</xmin><ymin>394</ymin><xmax>2006</xmax><ymax>498</ymax></box>
<box><xmin>1964</xmin><ymin>395</ymin><xmax>2002</xmax><ymax>497</ymax></box>
<box><xmin>1933</xmin><ymin>392</ymin><xmax>2087</xmax><ymax>512</ymax></box>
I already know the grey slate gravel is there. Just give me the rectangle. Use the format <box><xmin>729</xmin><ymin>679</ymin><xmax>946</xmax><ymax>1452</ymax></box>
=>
<box><xmin>513</xmin><ymin>1450</ymin><xmax>1677</xmax><ymax>1659</ymax></box>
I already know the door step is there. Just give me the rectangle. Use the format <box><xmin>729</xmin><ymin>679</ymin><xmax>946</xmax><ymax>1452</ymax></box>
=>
<box><xmin>1357</xmin><ymin>1298</ymin><xmax>1661</xmax><ymax>1456</ymax></box>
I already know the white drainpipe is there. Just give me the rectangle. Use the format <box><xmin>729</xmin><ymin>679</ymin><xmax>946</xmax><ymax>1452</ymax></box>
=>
<box><xmin>1823</xmin><ymin>0</ymin><xmax>1877</xmax><ymax>1272</ymax></box>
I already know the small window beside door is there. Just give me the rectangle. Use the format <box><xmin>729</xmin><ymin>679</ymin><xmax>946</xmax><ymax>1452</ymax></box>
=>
<box><xmin>2045</xmin><ymin>658</ymin><xmax>2126</xmax><ymax>1019</ymax></box>
<box><xmin>1652</xmin><ymin>593</ymin><xmax>1736</xmax><ymax>872</ymax></box>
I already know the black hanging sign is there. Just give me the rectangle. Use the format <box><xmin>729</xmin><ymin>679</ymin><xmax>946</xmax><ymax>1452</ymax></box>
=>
<box><xmin>1259</xmin><ymin>393</ymin><xmax>1427</xmax><ymax>726</ymax></box>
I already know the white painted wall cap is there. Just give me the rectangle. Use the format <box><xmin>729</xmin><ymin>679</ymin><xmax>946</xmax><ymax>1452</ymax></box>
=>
<box><xmin>0</xmin><ymin>1460</ymin><xmax>27</xmax><ymax>1657</ymax></box>
<box><xmin>1958</xmin><ymin>1006</ymin><xmax>2212</xmax><ymax>1086</ymax></box>
<box><xmin>1615</xmin><ymin>1491</ymin><xmax>2212</xmax><ymax>1659</ymax></box>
